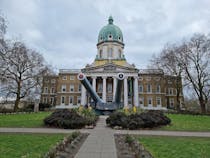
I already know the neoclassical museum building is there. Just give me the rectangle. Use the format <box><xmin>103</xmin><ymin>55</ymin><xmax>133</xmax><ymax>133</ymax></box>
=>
<box><xmin>41</xmin><ymin>16</ymin><xmax>184</xmax><ymax>110</ymax></box>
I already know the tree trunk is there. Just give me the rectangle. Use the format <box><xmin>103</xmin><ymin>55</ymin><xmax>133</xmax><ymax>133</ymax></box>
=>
<box><xmin>176</xmin><ymin>77</ymin><xmax>181</xmax><ymax>112</ymax></box>
<box><xmin>14</xmin><ymin>80</ymin><xmax>21</xmax><ymax>112</ymax></box>
<box><xmin>176</xmin><ymin>97</ymin><xmax>181</xmax><ymax>112</ymax></box>
<box><xmin>199</xmin><ymin>98</ymin><xmax>206</xmax><ymax>114</ymax></box>
<box><xmin>14</xmin><ymin>97</ymin><xmax>20</xmax><ymax>112</ymax></box>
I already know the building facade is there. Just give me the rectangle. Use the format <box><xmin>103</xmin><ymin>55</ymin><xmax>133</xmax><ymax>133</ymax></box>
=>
<box><xmin>41</xmin><ymin>16</ymin><xmax>184</xmax><ymax>110</ymax></box>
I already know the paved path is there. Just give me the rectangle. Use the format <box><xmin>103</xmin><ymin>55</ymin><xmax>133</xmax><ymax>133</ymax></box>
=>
<box><xmin>0</xmin><ymin>127</ymin><xmax>77</xmax><ymax>134</ymax></box>
<box><xmin>1</xmin><ymin>126</ymin><xmax>210</xmax><ymax>138</ymax></box>
<box><xmin>75</xmin><ymin>116</ymin><xmax>117</xmax><ymax>158</ymax></box>
<box><xmin>115</xmin><ymin>130</ymin><xmax>210</xmax><ymax>137</ymax></box>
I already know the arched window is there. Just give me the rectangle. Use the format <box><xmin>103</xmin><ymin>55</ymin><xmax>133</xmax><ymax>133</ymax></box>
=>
<box><xmin>118</xmin><ymin>36</ymin><xmax>121</xmax><ymax>41</ymax></box>
<box><xmin>108</xmin><ymin>48</ymin><xmax>113</xmax><ymax>58</ymax></box>
<box><xmin>108</xmin><ymin>33</ymin><xmax>112</xmax><ymax>40</ymax></box>
<box><xmin>119</xmin><ymin>49</ymin><xmax>122</xmax><ymax>58</ymax></box>
<box><xmin>99</xmin><ymin>50</ymin><xmax>102</xmax><ymax>58</ymax></box>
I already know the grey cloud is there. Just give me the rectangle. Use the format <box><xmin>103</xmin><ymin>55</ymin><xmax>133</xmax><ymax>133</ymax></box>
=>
<box><xmin>1</xmin><ymin>0</ymin><xmax>210</xmax><ymax>70</ymax></box>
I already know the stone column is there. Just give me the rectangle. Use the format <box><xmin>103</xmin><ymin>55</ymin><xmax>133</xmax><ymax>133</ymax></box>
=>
<box><xmin>92</xmin><ymin>76</ymin><xmax>96</xmax><ymax>92</ymax></box>
<box><xmin>102</xmin><ymin>76</ymin><xmax>107</xmax><ymax>102</ymax></box>
<box><xmin>113</xmin><ymin>77</ymin><xmax>117</xmax><ymax>101</ymax></box>
<box><xmin>81</xmin><ymin>85</ymin><xmax>87</xmax><ymax>106</ymax></box>
<box><xmin>134</xmin><ymin>76</ymin><xmax>139</xmax><ymax>107</ymax></box>
<box><xmin>124</xmin><ymin>77</ymin><xmax>128</xmax><ymax>107</ymax></box>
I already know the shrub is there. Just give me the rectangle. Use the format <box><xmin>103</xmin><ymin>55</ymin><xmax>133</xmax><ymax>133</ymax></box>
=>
<box><xmin>106</xmin><ymin>110</ymin><xmax>171</xmax><ymax>130</ymax></box>
<box><xmin>76</xmin><ymin>108</ymin><xmax>98</xmax><ymax>126</ymax></box>
<box><xmin>128</xmin><ymin>113</ymin><xmax>145</xmax><ymax>128</ymax></box>
<box><xmin>17</xmin><ymin>104</ymin><xmax>34</xmax><ymax>112</ymax></box>
<box><xmin>44</xmin><ymin>109</ymin><xmax>86</xmax><ymax>129</ymax></box>
<box><xmin>125</xmin><ymin>134</ymin><xmax>134</xmax><ymax>144</ymax></box>
<box><xmin>106</xmin><ymin>111</ymin><xmax>128</xmax><ymax>128</ymax></box>
<box><xmin>39</xmin><ymin>103</ymin><xmax>52</xmax><ymax>111</ymax></box>
<box><xmin>44</xmin><ymin>109</ymin><xmax>98</xmax><ymax>129</ymax></box>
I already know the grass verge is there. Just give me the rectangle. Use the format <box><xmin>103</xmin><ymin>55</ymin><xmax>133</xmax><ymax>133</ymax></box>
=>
<box><xmin>138</xmin><ymin>136</ymin><xmax>210</xmax><ymax>158</ymax></box>
<box><xmin>0</xmin><ymin>112</ymin><xmax>51</xmax><ymax>127</ymax></box>
<box><xmin>162</xmin><ymin>114</ymin><xmax>210</xmax><ymax>131</ymax></box>
<box><xmin>0</xmin><ymin>133</ymin><xmax>66</xmax><ymax>158</ymax></box>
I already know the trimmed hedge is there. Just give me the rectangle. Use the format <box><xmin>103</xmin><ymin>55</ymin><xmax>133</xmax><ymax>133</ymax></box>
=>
<box><xmin>44</xmin><ymin>109</ymin><xmax>97</xmax><ymax>129</ymax></box>
<box><xmin>106</xmin><ymin>110</ymin><xmax>171</xmax><ymax>130</ymax></box>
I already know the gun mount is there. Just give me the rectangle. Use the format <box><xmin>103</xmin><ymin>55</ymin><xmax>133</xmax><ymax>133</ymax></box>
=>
<box><xmin>77</xmin><ymin>73</ymin><xmax>124</xmax><ymax>114</ymax></box>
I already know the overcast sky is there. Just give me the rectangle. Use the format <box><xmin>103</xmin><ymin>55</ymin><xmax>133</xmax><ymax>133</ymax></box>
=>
<box><xmin>1</xmin><ymin>0</ymin><xmax>210</xmax><ymax>71</ymax></box>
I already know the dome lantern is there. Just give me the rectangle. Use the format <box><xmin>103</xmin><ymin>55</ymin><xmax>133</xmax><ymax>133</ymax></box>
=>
<box><xmin>96</xmin><ymin>16</ymin><xmax>125</xmax><ymax>61</ymax></box>
<box><xmin>97</xmin><ymin>16</ymin><xmax>124</xmax><ymax>45</ymax></box>
<box><xmin>108</xmin><ymin>16</ymin><xmax>113</xmax><ymax>24</ymax></box>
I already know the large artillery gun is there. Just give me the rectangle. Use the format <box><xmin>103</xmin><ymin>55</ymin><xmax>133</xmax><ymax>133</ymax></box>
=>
<box><xmin>77</xmin><ymin>73</ymin><xmax>125</xmax><ymax>114</ymax></box>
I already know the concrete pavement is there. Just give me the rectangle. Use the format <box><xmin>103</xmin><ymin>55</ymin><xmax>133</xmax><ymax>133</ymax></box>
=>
<box><xmin>1</xmin><ymin>126</ymin><xmax>210</xmax><ymax>138</ymax></box>
<box><xmin>75</xmin><ymin>116</ymin><xmax>117</xmax><ymax>158</ymax></box>
<box><xmin>115</xmin><ymin>130</ymin><xmax>210</xmax><ymax>137</ymax></box>
<box><xmin>0</xmin><ymin>127</ymin><xmax>77</xmax><ymax>134</ymax></box>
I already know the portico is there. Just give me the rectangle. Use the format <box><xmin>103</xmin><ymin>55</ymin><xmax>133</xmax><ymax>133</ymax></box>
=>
<box><xmin>80</xmin><ymin>63</ymin><xmax>139</xmax><ymax>107</ymax></box>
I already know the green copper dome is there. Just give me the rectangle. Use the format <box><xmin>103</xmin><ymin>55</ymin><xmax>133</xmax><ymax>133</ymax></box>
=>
<box><xmin>98</xmin><ymin>16</ymin><xmax>124</xmax><ymax>44</ymax></box>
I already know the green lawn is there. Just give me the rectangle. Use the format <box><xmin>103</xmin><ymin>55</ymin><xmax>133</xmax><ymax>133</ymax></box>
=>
<box><xmin>161</xmin><ymin>114</ymin><xmax>210</xmax><ymax>131</ymax></box>
<box><xmin>1</xmin><ymin>112</ymin><xmax>210</xmax><ymax>131</ymax></box>
<box><xmin>0</xmin><ymin>112</ymin><xmax>51</xmax><ymax>127</ymax></box>
<box><xmin>138</xmin><ymin>136</ymin><xmax>210</xmax><ymax>158</ymax></box>
<box><xmin>0</xmin><ymin>133</ymin><xmax>66</xmax><ymax>158</ymax></box>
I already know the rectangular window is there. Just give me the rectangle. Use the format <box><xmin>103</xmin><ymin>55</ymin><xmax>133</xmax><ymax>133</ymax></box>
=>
<box><xmin>175</xmin><ymin>89</ymin><xmax>177</xmax><ymax>95</ymax></box>
<box><xmin>51</xmin><ymin>79</ymin><xmax>56</xmax><ymax>83</ymax></box>
<box><xmin>169</xmin><ymin>98</ymin><xmax>174</xmax><ymax>108</ymax></box>
<box><xmin>77</xmin><ymin>96</ymin><xmax>81</xmax><ymax>105</ymax></box>
<box><xmin>156</xmin><ymin>85</ymin><xmax>161</xmax><ymax>93</ymax></box>
<box><xmin>61</xmin><ymin>85</ymin><xmax>66</xmax><ymax>92</ymax></box>
<box><xmin>78</xmin><ymin>84</ymin><xmax>81</xmax><ymax>92</ymax></box>
<box><xmin>43</xmin><ymin>97</ymin><xmax>47</xmax><ymax>103</ymax></box>
<box><xmin>61</xmin><ymin>96</ymin><xmax>65</xmax><ymax>105</ymax></box>
<box><xmin>44</xmin><ymin>87</ymin><xmax>48</xmax><ymax>93</ymax></box>
<box><xmin>69</xmin><ymin>96</ymin><xmax>74</xmax><ymax>104</ymax></box>
<box><xmin>62</xmin><ymin>76</ymin><xmax>67</xmax><ymax>80</ymax></box>
<box><xmin>70</xmin><ymin>84</ymin><xmax>74</xmax><ymax>92</ymax></box>
<box><xmin>148</xmin><ymin>97</ymin><xmax>153</xmax><ymax>106</ymax></box>
<box><xmin>50</xmin><ymin>97</ymin><xmax>54</xmax><ymax>105</ymax></box>
<box><xmin>98</xmin><ymin>83</ymin><xmax>103</xmax><ymax>93</ymax></box>
<box><xmin>108</xmin><ymin>83</ymin><xmax>112</xmax><ymax>93</ymax></box>
<box><xmin>147</xmin><ymin>84</ymin><xmax>152</xmax><ymax>93</ymax></box>
<box><xmin>156</xmin><ymin>97</ymin><xmax>161</xmax><ymax>106</ymax></box>
<box><xmin>169</xmin><ymin>88</ymin><xmax>173</xmax><ymax>95</ymax></box>
<box><xmin>70</xmin><ymin>76</ymin><xmax>75</xmax><ymax>80</ymax></box>
<box><xmin>51</xmin><ymin>87</ymin><xmax>55</xmax><ymax>94</ymax></box>
<box><xmin>139</xmin><ymin>97</ymin><xmax>144</xmax><ymax>106</ymax></box>
<box><xmin>139</xmin><ymin>84</ymin><xmax>143</xmax><ymax>93</ymax></box>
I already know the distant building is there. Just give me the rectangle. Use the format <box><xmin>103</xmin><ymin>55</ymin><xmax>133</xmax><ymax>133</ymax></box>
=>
<box><xmin>41</xmin><ymin>16</ymin><xmax>184</xmax><ymax>110</ymax></box>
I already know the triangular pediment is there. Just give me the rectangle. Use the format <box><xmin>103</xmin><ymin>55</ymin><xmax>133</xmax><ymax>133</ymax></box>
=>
<box><xmin>82</xmin><ymin>62</ymin><xmax>138</xmax><ymax>73</ymax></box>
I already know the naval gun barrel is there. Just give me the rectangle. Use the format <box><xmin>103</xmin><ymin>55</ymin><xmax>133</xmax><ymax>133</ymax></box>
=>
<box><xmin>77</xmin><ymin>73</ymin><xmax>103</xmax><ymax>104</ymax></box>
<box><xmin>114</xmin><ymin>73</ymin><xmax>125</xmax><ymax>104</ymax></box>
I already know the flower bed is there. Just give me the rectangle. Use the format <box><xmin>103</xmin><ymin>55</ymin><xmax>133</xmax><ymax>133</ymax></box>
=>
<box><xmin>115</xmin><ymin>134</ymin><xmax>153</xmax><ymax>158</ymax></box>
<box><xmin>43</xmin><ymin>131</ymin><xmax>88</xmax><ymax>158</ymax></box>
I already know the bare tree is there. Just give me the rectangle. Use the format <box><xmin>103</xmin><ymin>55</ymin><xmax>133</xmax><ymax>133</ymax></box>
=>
<box><xmin>150</xmin><ymin>44</ymin><xmax>183</xmax><ymax>111</ymax></box>
<box><xmin>0</xmin><ymin>13</ymin><xmax>8</xmax><ymax>92</ymax></box>
<box><xmin>0</xmin><ymin>41</ymin><xmax>50</xmax><ymax>111</ymax></box>
<box><xmin>150</xmin><ymin>34</ymin><xmax>210</xmax><ymax>113</ymax></box>
<box><xmin>0</xmin><ymin>13</ymin><xmax>7</xmax><ymax>39</ymax></box>
<box><xmin>181</xmin><ymin>34</ymin><xmax>210</xmax><ymax>113</ymax></box>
